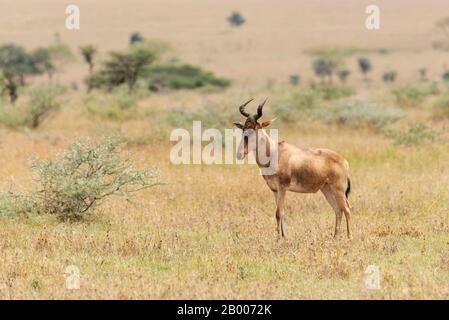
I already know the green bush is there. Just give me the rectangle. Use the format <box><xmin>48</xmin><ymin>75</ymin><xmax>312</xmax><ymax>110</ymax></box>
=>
<box><xmin>228</xmin><ymin>11</ymin><xmax>245</xmax><ymax>27</ymax></box>
<box><xmin>310</xmin><ymin>82</ymin><xmax>355</xmax><ymax>100</ymax></box>
<box><xmin>0</xmin><ymin>85</ymin><xmax>65</xmax><ymax>129</ymax></box>
<box><xmin>312</xmin><ymin>56</ymin><xmax>339</xmax><ymax>82</ymax></box>
<box><xmin>318</xmin><ymin>99</ymin><xmax>406</xmax><ymax>129</ymax></box>
<box><xmin>0</xmin><ymin>137</ymin><xmax>161</xmax><ymax>220</ymax></box>
<box><xmin>391</xmin><ymin>82</ymin><xmax>439</xmax><ymax>107</ymax></box>
<box><xmin>443</xmin><ymin>71</ymin><xmax>449</xmax><ymax>82</ymax></box>
<box><xmin>145</xmin><ymin>63</ymin><xmax>230</xmax><ymax>91</ymax></box>
<box><xmin>275</xmin><ymin>89</ymin><xmax>321</xmax><ymax>123</ymax></box>
<box><xmin>289</xmin><ymin>74</ymin><xmax>300</xmax><ymax>86</ymax></box>
<box><xmin>382</xmin><ymin>70</ymin><xmax>397</xmax><ymax>83</ymax></box>
<box><xmin>385</xmin><ymin>123</ymin><xmax>435</xmax><ymax>146</ymax></box>
<box><xmin>358</xmin><ymin>57</ymin><xmax>372</xmax><ymax>78</ymax></box>
<box><xmin>433</xmin><ymin>91</ymin><xmax>449</xmax><ymax>117</ymax></box>
<box><xmin>84</xmin><ymin>86</ymin><xmax>142</xmax><ymax>121</ymax></box>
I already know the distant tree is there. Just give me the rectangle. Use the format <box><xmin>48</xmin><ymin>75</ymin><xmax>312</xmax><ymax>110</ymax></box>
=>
<box><xmin>382</xmin><ymin>70</ymin><xmax>397</xmax><ymax>83</ymax></box>
<box><xmin>0</xmin><ymin>70</ymin><xmax>19</xmax><ymax>103</ymax></box>
<box><xmin>358</xmin><ymin>57</ymin><xmax>372</xmax><ymax>79</ymax></box>
<box><xmin>93</xmin><ymin>47</ymin><xmax>156</xmax><ymax>90</ymax></box>
<box><xmin>312</xmin><ymin>56</ymin><xmax>339</xmax><ymax>82</ymax></box>
<box><xmin>289</xmin><ymin>74</ymin><xmax>300</xmax><ymax>86</ymax></box>
<box><xmin>130</xmin><ymin>32</ymin><xmax>144</xmax><ymax>45</ymax></box>
<box><xmin>337</xmin><ymin>69</ymin><xmax>350</xmax><ymax>83</ymax></box>
<box><xmin>79</xmin><ymin>45</ymin><xmax>97</xmax><ymax>75</ymax></box>
<box><xmin>227</xmin><ymin>11</ymin><xmax>245</xmax><ymax>27</ymax></box>
<box><xmin>80</xmin><ymin>45</ymin><xmax>97</xmax><ymax>92</ymax></box>
<box><xmin>419</xmin><ymin>68</ymin><xmax>427</xmax><ymax>81</ymax></box>
<box><xmin>46</xmin><ymin>43</ymin><xmax>74</xmax><ymax>74</ymax></box>
<box><xmin>0</xmin><ymin>44</ymin><xmax>36</xmax><ymax>86</ymax></box>
<box><xmin>443</xmin><ymin>70</ymin><xmax>449</xmax><ymax>82</ymax></box>
<box><xmin>0</xmin><ymin>44</ymin><xmax>42</xmax><ymax>102</ymax></box>
<box><xmin>31</xmin><ymin>47</ymin><xmax>56</xmax><ymax>81</ymax></box>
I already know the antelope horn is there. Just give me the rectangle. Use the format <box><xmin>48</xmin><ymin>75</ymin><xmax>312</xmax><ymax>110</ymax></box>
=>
<box><xmin>254</xmin><ymin>97</ymin><xmax>268</xmax><ymax>120</ymax></box>
<box><xmin>239</xmin><ymin>98</ymin><xmax>254</xmax><ymax>117</ymax></box>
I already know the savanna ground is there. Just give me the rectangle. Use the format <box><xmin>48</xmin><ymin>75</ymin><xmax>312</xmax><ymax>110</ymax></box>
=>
<box><xmin>0</xmin><ymin>0</ymin><xmax>449</xmax><ymax>299</ymax></box>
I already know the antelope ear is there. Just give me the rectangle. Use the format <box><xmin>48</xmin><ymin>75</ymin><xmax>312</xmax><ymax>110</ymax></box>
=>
<box><xmin>233</xmin><ymin>122</ymin><xmax>244</xmax><ymax>130</ymax></box>
<box><xmin>261</xmin><ymin>118</ymin><xmax>276</xmax><ymax>128</ymax></box>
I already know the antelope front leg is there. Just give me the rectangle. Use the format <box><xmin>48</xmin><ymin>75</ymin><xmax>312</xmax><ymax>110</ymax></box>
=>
<box><xmin>275</xmin><ymin>189</ymin><xmax>287</xmax><ymax>238</ymax></box>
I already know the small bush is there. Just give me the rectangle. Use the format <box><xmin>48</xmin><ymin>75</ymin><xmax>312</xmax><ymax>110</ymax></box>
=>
<box><xmin>312</xmin><ymin>56</ymin><xmax>339</xmax><ymax>82</ymax></box>
<box><xmin>318</xmin><ymin>99</ymin><xmax>406</xmax><ymax>129</ymax></box>
<box><xmin>274</xmin><ymin>89</ymin><xmax>321</xmax><ymax>124</ymax></box>
<box><xmin>0</xmin><ymin>137</ymin><xmax>161</xmax><ymax>220</ymax></box>
<box><xmin>228</xmin><ymin>12</ymin><xmax>245</xmax><ymax>27</ymax></box>
<box><xmin>433</xmin><ymin>91</ymin><xmax>449</xmax><ymax>117</ymax></box>
<box><xmin>443</xmin><ymin>71</ymin><xmax>449</xmax><ymax>82</ymax></box>
<box><xmin>130</xmin><ymin>32</ymin><xmax>144</xmax><ymax>45</ymax></box>
<box><xmin>0</xmin><ymin>85</ymin><xmax>65</xmax><ymax>129</ymax></box>
<box><xmin>310</xmin><ymin>82</ymin><xmax>355</xmax><ymax>100</ymax></box>
<box><xmin>391</xmin><ymin>82</ymin><xmax>439</xmax><ymax>107</ymax></box>
<box><xmin>358</xmin><ymin>57</ymin><xmax>372</xmax><ymax>78</ymax></box>
<box><xmin>145</xmin><ymin>63</ymin><xmax>230</xmax><ymax>91</ymax></box>
<box><xmin>337</xmin><ymin>69</ymin><xmax>350</xmax><ymax>83</ymax></box>
<box><xmin>382</xmin><ymin>70</ymin><xmax>397</xmax><ymax>83</ymax></box>
<box><xmin>385</xmin><ymin>123</ymin><xmax>435</xmax><ymax>146</ymax></box>
<box><xmin>289</xmin><ymin>74</ymin><xmax>300</xmax><ymax>86</ymax></box>
<box><xmin>84</xmin><ymin>86</ymin><xmax>141</xmax><ymax>121</ymax></box>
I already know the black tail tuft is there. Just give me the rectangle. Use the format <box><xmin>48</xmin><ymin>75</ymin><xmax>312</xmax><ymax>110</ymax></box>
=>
<box><xmin>345</xmin><ymin>177</ymin><xmax>351</xmax><ymax>199</ymax></box>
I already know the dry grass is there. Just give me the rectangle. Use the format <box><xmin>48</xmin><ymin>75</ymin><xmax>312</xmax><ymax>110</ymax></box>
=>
<box><xmin>0</xmin><ymin>90</ymin><xmax>448</xmax><ymax>299</ymax></box>
<box><xmin>0</xmin><ymin>0</ymin><xmax>449</xmax><ymax>299</ymax></box>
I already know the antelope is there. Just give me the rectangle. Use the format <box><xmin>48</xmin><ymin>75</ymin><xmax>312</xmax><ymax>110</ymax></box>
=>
<box><xmin>233</xmin><ymin>98</ymin><xmax>352</xmax><ymax>239</ymax></box>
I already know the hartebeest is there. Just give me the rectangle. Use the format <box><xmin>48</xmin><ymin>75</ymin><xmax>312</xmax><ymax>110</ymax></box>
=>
<box><xmin>234</xmin><ymin>98</ymin><xmax>352</xmax><ymax>238</ymax></box>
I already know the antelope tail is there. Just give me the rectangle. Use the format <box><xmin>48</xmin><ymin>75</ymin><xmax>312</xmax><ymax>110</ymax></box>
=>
<box><xmin>345</xmin><ymin>177</ymin><xmax>351</xmax><ymax>199</ymax></box>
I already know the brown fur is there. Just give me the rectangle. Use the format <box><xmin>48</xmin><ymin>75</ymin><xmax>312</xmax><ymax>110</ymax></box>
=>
<box><xmin>234</xmin><ymin>101</ymin><xmax>351</xmax><ymax>239</ymax></box>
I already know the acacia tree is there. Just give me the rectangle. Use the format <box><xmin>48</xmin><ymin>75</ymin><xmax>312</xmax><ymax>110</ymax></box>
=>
<box><xmin>89</xmin><ymin>46</ymin><xmax>156</xmax><ymax>91</ymax></box>
<box><xmin>358</xmin><ymin>57</ymin><xmax>372</xmax><ymax>80</ymax></box>
<box><xmin>337</xmin><ymin>69</ymin><xmax>350</xmax><ymax>83</ymax></box>
<box><xmin>312</xmin><ymin>56</ymin><xmax>339</xmax><ymax>83</ymax></box>
<box><xmin>228</xmin><ymin>12</ymin><xmax>245</xmax><ymax>27</ymax></box>
<box><xmin>0</xmin><ymin>70</ymin><xmax>18</xmax><ymax>103</ymax></box>
<box><xmin>0</xmin><ymin>44</ymin><xmax>38</xmax><ymax>102</ymax></box>
<box><xmin>0</xmin><ymin>44</ymin><xmax>36</xmax><ymax>86</ymax></box>
<box><xmin>130</xmin><ymin>32</ymin><xmax>144</xmax><ymax>45</ymax></box>
<box><xmin>31</xmin><ymin>47</ymin><xmax>55</xmax><ymax>81</ymax></box>
<box><xmin>79</xmin><ymin>45</ymin><xmax>97</xmax><ymax>75</ymax></box>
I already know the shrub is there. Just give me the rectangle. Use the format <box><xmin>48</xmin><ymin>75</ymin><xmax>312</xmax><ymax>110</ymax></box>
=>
<box><xmin>84</xmin><ymin>87</ymin><xmax>139</xmax><ymax>121</ymax></box>
<box><xmin>382</xmin><ymin>70</ymin><xmax>397</xmax><ymax>83</ymax></box>
<box><xmin>391</xmin><ymin>82</ymin><xmax>439</xmax><ymax>107</ymax></box>
<box><xmin>88</xmin><ymin>46</ymin><xmax>157</xmax><ymax>91</ymax></box>
<box><xmin>318</xmin><ymin>99</ymin><xmax>406</xmax><ymax>129</ymax></box>
<box><xmin>337</xmin><ymin>69</ymin><xmax>350</xmax><ymax>83</ymax></box>
<box><xmin>419</xmin><ymin>68</ymin><xmax>427</xmax><ymax>81</ymax></box>
<box><xmin>433</xmin><ymin>91</ymin><xmax>449</xmax><ymax>117</ymax></box>
<box><xmin>385</xmin><ymin>123</ymin><xmax>435</xmax><ymax>146</ymax></box>
<box><xmin>0</xmin><ymin>85</ymin><xmax>65</xmax><ymax>129</ymax></box>
<box><xmin>145</xmin><ymin>63</ymin><xmax>230</xmax><ymax>91</ymax></box>
<box><xmin>228</xmin><ymin>12</ymin><xmax>245</xmax><ymax>27</ymax></box>
<box><xmin>274</xmin><ymin>89</ymin><xmax>321</xmax><ymax>124</ymax></box>
<box><xmin>358</xmin><ymin>57</ymin><xmax>372</xmax><ymax>78</ymax></box>
<box><xmin>0</xmin><ymin>137</ymin><xmax>161</xmax><ymax>220</ymax></box>
<box><xmin>27</xmin><ymin>86</ymin><xmax>65</xmax><ymax>128</ymax></box>
<box><xmin>312</xmin><ymin>56</ymin><xmax>339</xmax><ymax>82</ymax></box>
<box><xmin>443</xmin><ymin>71</ymin><xmax>449</xmax><ymax>82</ymax></box>
<box><xmin>289</xmin><ymin>74</ymin><xmax>300</xmax><ymax>86</ymax></box>
<box><xmin>79</xmin><ymin>45</ymin><xmax>97</xmax><ymax>74</ymax></box>
<box><xmin>310</xmin><ymin>82</ymin><xmax>355</xmax><ymax>100</ymax></box>
<box><xmin>130</xmin><ymin>32</ymin><xmax>144</xmax><ymax>45</ymax></box>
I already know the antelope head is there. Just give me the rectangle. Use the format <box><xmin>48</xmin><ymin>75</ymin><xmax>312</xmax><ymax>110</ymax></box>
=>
<box><xmin>233</xmin><ymin>98</ymin><xmax>275</xmax><ymax>160</ymax></box>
